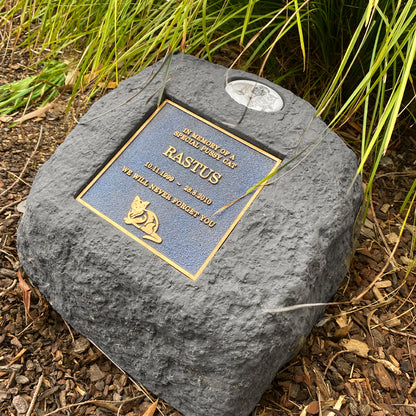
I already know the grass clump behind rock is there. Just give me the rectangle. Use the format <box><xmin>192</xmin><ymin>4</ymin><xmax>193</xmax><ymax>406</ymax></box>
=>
<box><xmin>0</xmin><ymin>0</ymin><xmax>415</xmax><ymax>219</ymax></box>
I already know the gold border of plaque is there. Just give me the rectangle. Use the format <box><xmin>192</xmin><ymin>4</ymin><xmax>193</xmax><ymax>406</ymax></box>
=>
<box><xmin>77</xmin><ymin>100</ymin><xmax>281</xmax><ymax>280</ymax></box>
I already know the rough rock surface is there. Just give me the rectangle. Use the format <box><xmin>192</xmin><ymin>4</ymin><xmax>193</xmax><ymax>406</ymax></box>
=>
<box><xmin>17</xmin><ymin>54</ymin><xmax>362</xmax><ymax>416</ymax></box>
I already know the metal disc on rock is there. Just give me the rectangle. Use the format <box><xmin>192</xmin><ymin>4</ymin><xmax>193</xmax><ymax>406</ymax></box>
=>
<box><xmin>225</xmin><ymin>79</ymin><xmax>284</xmax><ymax>112</ymax></box>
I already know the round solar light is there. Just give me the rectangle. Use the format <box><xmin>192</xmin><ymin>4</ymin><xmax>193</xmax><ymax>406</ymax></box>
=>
<box><xmin>225</xmin><ymin>79</ymin><xmax>284</xmax><ymax>113</ymax></box>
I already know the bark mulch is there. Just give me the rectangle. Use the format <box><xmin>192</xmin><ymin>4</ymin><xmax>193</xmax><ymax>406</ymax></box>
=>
<box><xmin>1</xmin><ymin>46</ymin><xmax>416</xmax><ymax>416</ymax></box>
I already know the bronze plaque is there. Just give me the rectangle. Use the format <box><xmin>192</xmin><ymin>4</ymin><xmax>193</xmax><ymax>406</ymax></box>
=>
<box><xmin>77</xmin><ymin>100</ymin><xmax>281</xmax><ymax>280</ymax></box>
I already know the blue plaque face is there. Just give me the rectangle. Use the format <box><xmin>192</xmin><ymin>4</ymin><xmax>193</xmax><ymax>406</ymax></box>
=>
<box><xmin>77</xmin><ymin>100</ymin><xmax>281</xmax><ymax>280</ymax></box>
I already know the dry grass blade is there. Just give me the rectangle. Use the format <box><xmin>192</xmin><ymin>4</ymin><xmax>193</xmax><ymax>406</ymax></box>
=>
<box><xmin>213</xmin><ymin>192</ymin><xmax>248</xmax><ymax>215</ymax></box>
<box><xmin>14</xmin><ymin>102</ymin><xmax>53</xmax><ymax>123</ymax></box>
<box><xmin>17</xmin><ymin>269</ymin><xmax>32</xmax><ymax>320</ymax></box>
<box><xmin>225</xmin><ymin>0</ymin><xmax>297</xmax><ymax>75</ymax></box>
<box><xmin>25</xmin><ymin>373</ymin><xmax>44</xmax><ymax>416</ymax></box>
<box><xmin>142</xmin><ymin>398</ymin><xmax>159</xmax><ymax>416</ymax></box>
<box><xmin>352</xmin><ymin>203</ymin><xmax>409</xmax><ymax>303</ymax></box>
<box><xmin>325</xmin><ymin>395</ymin><xmax>345</xmax><ymax>416</ymax></box>
<box><xmin>42</xmin><ymin>396</ymin><xmax>145</xmax><ymax>415</ymax></box>
<box><xmin>116</xmin><ymin>394</ymin><xmax>150</xmax><ymax>416</ymax></box>
<box><xmin>7</xmin><ymin>348</ymin><xmax>27</xmax><ymax>367</ymax></box>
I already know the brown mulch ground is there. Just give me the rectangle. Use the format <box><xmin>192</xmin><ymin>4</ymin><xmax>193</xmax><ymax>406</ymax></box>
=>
<box><xmin>1</xmin><ymin>42</ymin><xmax>416</xmax><ymax>416</ymax></box>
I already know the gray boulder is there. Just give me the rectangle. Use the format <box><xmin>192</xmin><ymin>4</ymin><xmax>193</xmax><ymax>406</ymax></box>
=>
<box><xmin>18</xmin><ymin>54</ymin><xmax>362</xmax><ymax>416</ymax></box>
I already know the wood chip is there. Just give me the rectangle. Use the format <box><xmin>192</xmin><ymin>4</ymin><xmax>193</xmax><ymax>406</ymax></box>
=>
<box><xmin>361</xmin><ymin>227</ymin><xmax>376</xmax><ymax>239</ymax></box>
<box><xmin>336</xmin><ymin>312</ymin><xmax>349</xmax><ymax>328</ymax></box>
<box><xmin>380</xmin><ymin>203</ymin><xmax>390</xmax><ymax>213</ymax></box>
<box><xmin>340</xmin><ymin>339</ymin><xmax>370</xmax><ymax>358</ymax></box>
<box><xmin>0</xmin><ymin>268</ymin><xmax>16</xmax><ymax>278</ymax></box>
<box><xmin>16</xmin><ymin>375</ymin><xmax>30</xmax><ymax>385</ymax></box>
<box><xmin>373</xmin><ymin>362</ymin><xmax>396</xmax><ymax>390</ymax></box>
<box><xmin>386</xmin><ymin>232</ymin><xmax>399</xmax><ymax>245</ymax></box>
<box><xmin>312</xmin><ymin>365</ymin><xmax>331</xmax><ymax>400</ymax></box>
<box><xmin>372</xmin><ymin>357</ymin><xmax>402</xmax><ymax>375</ymax></box>
<box><xmin>0</xmin><ymin>364</ymin><xmax>23</xmax><ymax>372</ymax></box>
<box><xmin>306</xmin><ymin>400</ymin><xmax>319</xmax><ymax>414</ymax></box>
<box><xmin>73</xmin><ymin>336</ymin><xmax>90</xmax><ymax>354</ymax></box>
<box><xmin>364</xmin><ymin>218</ymin><xmax>374</xmax><ymax>229</ymax></box>
<box><xmin>333</xmin><ymin>321</ymin><xmax>353</xmax><ymax>338</ymax></box>
<box><xmin>381</xmin><ymin>314</ymin><xmax>401</xmax><ymax>328</ymax></box>
<box><xmin>372</xmin><ymin>286</ymin><xmax>385</xmax><ymax>302</ymax></box>
<box><xmin>88</xmin><ymin>363</ymin><xmax>106</xmax><ymax>382</ymax></box>
<box><xmin>12</xmin><ymin>395</ymin><xmax>28</xmax><ymax>414</ymax></box>
<box><xmin>10</xmin><ymin>336</ymin><xmax>22</xmax><ymax>349</ymax></box>
<box><xmin>375</xmin><ymin>280</ymin><xmax>392</xmax><ymax>288</ymax></box>
<box><xmin>400</xmin><ymin>255</ymin><xmax>413</xmax><ymax>265</ymax></box>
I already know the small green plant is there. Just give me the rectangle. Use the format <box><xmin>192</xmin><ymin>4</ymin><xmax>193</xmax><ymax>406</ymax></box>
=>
<box><xmin>314</xmin><ymin>1</ymin><xmax>416</xmax><ymax>198</ymax></box>
<box><xmin>0</xmin><ymin>0</ymin><xmax>306</xmax><ymax>105</ymax></box>
<box><xmin>0</xmin><ymin>60</ymin><xmax>68</xmax><ymax>114</ymax></box>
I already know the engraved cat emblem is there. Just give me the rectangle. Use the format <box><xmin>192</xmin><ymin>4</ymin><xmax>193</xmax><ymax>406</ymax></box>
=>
<box><xmin>124</xmin><ymin>196</ymin><xmax>162</xmax><ymax>243</ymax></box>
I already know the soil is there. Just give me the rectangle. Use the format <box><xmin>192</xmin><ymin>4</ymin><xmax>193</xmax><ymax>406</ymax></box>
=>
<box><xmin>1</xmin><ymin>43</ymin><xmax>416</xmax><ymax>416</ymax></box>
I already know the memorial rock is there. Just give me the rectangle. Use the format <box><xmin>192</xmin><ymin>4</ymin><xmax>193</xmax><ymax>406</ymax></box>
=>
<box><xmin>17</xmin><ymin>54</ymin><xmax>362</xmax><ymax>416</ymax></box>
